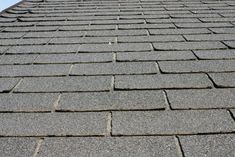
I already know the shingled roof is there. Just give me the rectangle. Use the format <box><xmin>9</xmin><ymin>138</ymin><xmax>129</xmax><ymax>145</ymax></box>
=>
<box><xmin>0</xmin><ymin>0</ymin><xmax>235</xmax><ymax>156</ymax></box>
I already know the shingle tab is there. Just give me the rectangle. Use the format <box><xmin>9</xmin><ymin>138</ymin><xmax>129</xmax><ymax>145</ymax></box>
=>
<box><xmin>115</xmin><ymin>74</ymin><xmax>212</xmax><ymax>89</ymax></box>
<box><xmin>118</xmin><ymin>35</ymin><xmax>185</xmax><ymax>43</ymax></box>
<box><xmin>153</xmin><ymin>42</ymin><xmax>226</xmax><ymax>50</ymax></box>
<box><xmin>71</xmin><ymin>62</ymin><xmax>157</xmax><ymax>75</ymax></box>
<box><xmin>194</xmin><ymin>50</ymin><xmax>235</xmax><ymax>60</ymax></box>
<box><xmin>224</xmin><ymin>41</ymin><xmax>235</xmax><ymax>48</ymax></box>
<box><xmin>0</xmin><ymin>55</ymin><xmax>37</xmax><ymax>65</ymax></box>
<box><xmin>15</xmin><ymin>76</ymin><xmax>111</xmax><ymax>92</ymax></box>
<box><xmin>180</xmin><ymin>135</ymin><xmax>235</xmax><ymax>157</ymax></box>
<box><xmin>184</xmin><ymin>34</ymin><xmax>235</xmax><ymax>41</ymax></box>
<box><xmin>86</xmin><ymin>30</ymin><xmax>147</xmax><ymax>37</ymax></box>
<box><xmin>159</xmin><ymin>60</ymin><xmax>235</xmax><ymax>73</ymax></box>
<box><xmin>149</xmin><ymin>28</ymin><xmax>211</xmax><ymax>35</ymax></box>
<box><xmin>79</xmin><ymin>43</ymin><xmax>152</xmax><ymax>52</ymax></box>
<box><xmin>38</xmin><ymin>137</ymin><xmax>178</xmax><ymax>157</ymax></box>
<box><xmin>209</xmin><ymin>73</ymin><xmax>235</xmax><ymax>87</ymax></box>
<box><xmin>0</xmin><ymin>94</ymin><xmax>58</xmax><ymax>112</ymax></box>
<box><xmin>0</xmin><ymin>78</ymin><xmax>20</xmax><ymax>92</ymax></box>
<box><xmin>0</xmin><ymin>113</ymin><xmax>108</xmax><ymax>136</ymax></box>
<box><xmin>35</xmin><ymin>53</ymin><xmax>113</xmax><ymax>64</ymax></box>
<box><xmin>112</xmin><ymin>110</ymin><xmax>235</xmax><ymax>135</ymax></box>
<box><xmin>117</xmin><ymin>51</ymin><xmax>196</xmax><ymax>61</ymax></box>
<box><xmin>58</xmin><ymin>91</ymin><xmax>166</xmax><ymax>111</ymax></box>
<box><xmin>0</xmin><ymin>138</ymin><xmax>37</xmax><ymax>157</ymax></box>
<box><xmin>6</xmin><ymin>45</ymin><xmax>79</xmax><ymax>54</ymax></box>
<box><xmin>0</xmin><ymin>64</ymin><xmax>70</xmax><ymax>77</ymax></box>
<box><xmin>167</xmin><ymin>89</ymin><xmax>235</xmax><ymax>109</ymax></box>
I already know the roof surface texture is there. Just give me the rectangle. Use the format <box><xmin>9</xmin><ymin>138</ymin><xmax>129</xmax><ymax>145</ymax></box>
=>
<box><xmin>0</xmin><ymin>0</ymin><xmax>235</xmax><ymax>156</ymax></box>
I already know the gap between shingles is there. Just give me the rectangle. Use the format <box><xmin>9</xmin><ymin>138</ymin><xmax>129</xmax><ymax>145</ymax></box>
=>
<box><xmin>174</xmin><ymin>136</ymin><xmax>185</xmax><ymax>157</ymax></box>
<box><xmin>32</xmin><ymin>138</ymin><xmax>43</xmax><ymax>157</ymax></box>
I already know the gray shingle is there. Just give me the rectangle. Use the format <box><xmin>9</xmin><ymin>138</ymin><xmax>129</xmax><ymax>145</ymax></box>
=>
<box><xmin>149</xmin><ymin>28</ymin><xmax>211</xmax><ymax>35</ymax></box>
<box><xmin>184</xmin><ymin>34</ymin><xmax>235</xmax><ymax>41</ymax></box>
<box><xmin>24</xmin><ymin>31</ymin><xmax>85</xmax><ymax>38</ymax></box>
<box><xmin>210</xmin><ymin>27</ymin><xmax>235</xmax><ymax>34</ymax></box>
<box><xmin>37</xmin><ymin>137</ymin><xmax>178</xmax><ymax>157</ymax></box>
<box><xmin>153</xmin><ymin>42</ymin><xmax>226</xmax><ymax>50</ymax></box>
<box><xmin>0</xmin><ymin>138</ymin><xmax>37</xmax><ymax>157</ymax></box>
<box><xmin>0</xmin><ymin>78</ymin><xmax>20</xmax><ymax>92</ymax></box>
<box><xmin>60</xmin><ymin>25</ymin><xmax>116</xmax><ymax>31</ymax></box>
<box><xmin>209</xmin><ymin>73</ymin><xmax>235</xmax><ymax>87</ymax></box>
<box><xmin>6</xmin><ymin>45</ymin><xmax>79</xmax><ymax>54</ymax></box>
<box><xmin>35</xmin><ymin>53</ymin><xmax>113</xmax><ymax>64</ymax></box>
<box><xmin>37</xmin><ymin>21</ymin><xmax>90</xmax><ymax>26</ymax></box>
<box><xmin>58</xmin><ymin>91</ymin><xmax>165</xmax><ymax>111</ymax></box>
<box><xmin>71</xmin><ymin>62</ymin><xmax>157</xmax><ymax>75</ymax></box>
<box><xmin>147</xmin><ymin>18</ymin><xmax>200</xmax><ymax>24</ymax></box>
<box><xmin>118</xmin><ymin>35</ymin><xmax>185</xmax><ymax>43</ymax></box>
<box><xmin>112</xmin><ymin>110</ymin><xmax>235</xmax><ymax>135</ymax></box>
<box><xmin>180</xmin><ymin>135</ymin><xmax>235</xmax><ymax>157</ymax></box>
<box><xmin>159</xmin><ymin>60</ymin><xmax>235</xmax><ymax>73</ymax></box>
<box><xmin>0</xmin><ymin>46</ymin><xmax>9</xmax><ymax>54</ymax></box>
<box><xmin>167</xmin><ymin>89</ymin><xmax>235</xmax><ymax>109</ymax></box>
<box><xmin>0</xmin><ymin>38</ymin><xmax>51</xmax><ymax>46</ymax></box>
<box><xmin>5</xmin><ymin>26</ymin><xmax>59</xmax><ymax>32</ymax></box>
<box><xmin>117</xmin><ymin>51</ymin><xmax>196</xmax><ymax>61</ymax></box>
<box><xmin>0</xmin><ymin>94</ymin><xmax>58</xmax><ymax>112</ymax></box>
<box><xmin>118</xmin><ymin>24</ymin><xmax>175</xmax><ymax>29</ymax></box>
<box><xmin>224</xmin><ymin>41</ymin><xmax>235</xmax><ymax>48</ymax></box>
<box><xmin>15</xmin><ymin>76</ymin><xmax>111</xmax><ymax>92</ymax></box>
<box><xmin>0</xmin><ymin>55</ymin><xmax>37</xmax><ymax>65</ymax></box>
<box><xmin>0</xmin><ymin>64</ymin><xmax>70</xmax><ymax>77</ymax></box>
<box><xmin>0</xmin><ymin>112</ymin><xmax>108</xmax><ymax>136</ymax></box>
<box><xmin>176</xmin><ymin>22</ymin><xmax>233</xmax><ymax>28</ymax></box>
<box><xmin>50</xmin><ymin>37</ymin><xmax>116</xmax><ymax>44</ymax></box>
<box><xmin>86</xmin><ymin>30</ymin><xmax>147</xmax><ymax>37</ymax></box>
<box><xmin>91</xmin><ymin>19</ymin><xmax>145</xmax><ymax>25</ymax></box>
<box><xmin>115</xmin><ymin>74</ymin><xmax>212</xmax><ymax>89</ymax></box>
<box><xmin>200</xmin><ymin>17</ymin><xmax>235</xmax><ymax>22</ymax></box>
<box><xmin>194</xmin><ymin>50</ymin><xmax>235</xmax><ymax>60</ymax></box>
<box><xmin>79</xmin><ymin>43</ymin><xmax>152</xmax><ymax>52</ymax></box>
<box><xmin>0</xmin><ymin>32</ymin><xmax>25</xmax><ymax>39</ymax></box>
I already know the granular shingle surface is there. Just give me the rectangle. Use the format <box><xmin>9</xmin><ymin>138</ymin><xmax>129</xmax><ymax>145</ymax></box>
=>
<box><xmin>0</xmin><ymin>0</ymin><xmax>235</xmax><ymax>156</ymax></box>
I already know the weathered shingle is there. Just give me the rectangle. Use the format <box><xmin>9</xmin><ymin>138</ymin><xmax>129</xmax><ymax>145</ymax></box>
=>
<box><xmin>0</xmin><ymin>0</ymin><xmax>234</xmax><ymax>155</ymax></box>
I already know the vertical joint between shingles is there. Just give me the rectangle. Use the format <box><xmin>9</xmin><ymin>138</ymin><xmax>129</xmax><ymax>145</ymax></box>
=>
<box><xmin>107</xmin><ymin>111</ymin><xmax>113</xmax><ymax>136</ymax></box>
<box><xmin>32</xmin><ymin>138</ymin><xmax>44</xmax><ymax>157</ymax></box>
<box><xmin>227</xmin><ymin>109</ymin><xmax>235</xmax><ymax>122</ymax></box>
<box><xmin>174</xmin><ymin>136</ymin><xmax>185</xmax><ymax>157</ymax></box>
<box><xmin>163</xmin><ymin>90</ymin><xmax>172</xmax><ymax>110</ymax></box>
<box><xmin>10</xmin><ymin>78</ymin><xmax>23</xmax><ymax>93</ymax></box>
<box><xmin>52</xmin><ymin>94</ymin><xmax>61</xmax><ymax>112</ymax></box>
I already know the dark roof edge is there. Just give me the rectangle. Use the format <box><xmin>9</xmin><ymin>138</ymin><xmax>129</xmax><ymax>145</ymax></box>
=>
<box><xmin>0</xmin><ymin>0</ymin><xmax>26</xmax><ymax>15</ymax></box>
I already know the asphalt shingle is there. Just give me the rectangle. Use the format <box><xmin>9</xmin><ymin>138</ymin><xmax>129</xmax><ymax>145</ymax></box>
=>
<box><xmin>71</xmin><ymin>62</ymin><xmax>157</xmax><ymax>75</ymax></box>
<box><xmin>117</xmin><ymin>51</ymin><xmax>196</xmax><ymax>61</ymax></box>
<box><xmin>115</xmin><ymin>74</ymin><xmax>212</xmax><ymax>89</ymax></box>
<box><xmin>112</xmin><ymin>110</ymin><xmax>235</xmax><ymax>135</ymax></box>
<box><xmin>0</xmin><ymin>112</ymin><xmax>108</xmax><ymax>136</ymax></box>
<box><xmin>6</xmin><ymin>45</ymin><xmax>79</xmax><ymax>54</ymax></box>
<box><xmin>38</xmin><ymin>137</ymin><xmax>178</xmax><ymax>157</ymax></box>
<box><xmin>58</xmin><ymin>91</ymin><xmax>166</xmax><ymax>111</ymax></box>
<box><xmin>180</xmin><ymin>135</ymin><xmax>235</xmax><ymax>157</ymax></box>
<box><xmin>0</xmin><ymin>138</ymin><xmax>37</xmax><ymax>157</ymax></box>
<box><xmin>167</xmin><ymin>89</ymin><xmax>235</xmax><ymax>109</ymax></box>
<box><xmin>0</xmin><ymin>78</ymin><xmax>20</xmax><ymax>92</ymax></box>
<box><xmin>35</xmin><ymin>53</ymin><xmax>113</xmax><ymax>64</ymax></box>
<box><xmin>0</xmin><ymin>0</ymin><xmax>234</xmax><ymax>155</ymax></box>
<box><xmin>0</xmin><ymin>94</ymin><xmax>58</xmax><ymax>112</ymax></box>
<box><xmin>15</xmin><ymin>76</ymin><xmax>111</xmax><ymax>92</ymax></box>
<box><xmin>158</xmin><ymin>60</ymin><xmax>235</xmax><ymax>73</ymax></box>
